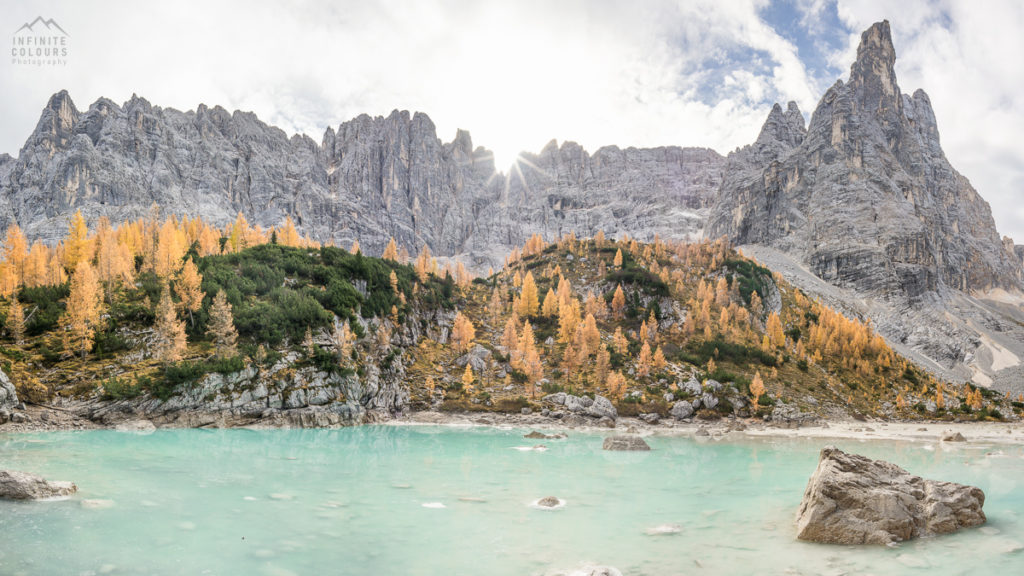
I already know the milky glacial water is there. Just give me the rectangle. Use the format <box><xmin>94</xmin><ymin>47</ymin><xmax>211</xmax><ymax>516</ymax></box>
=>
<box><xmin>1</xmin><ymin>426</ymin><xmax>1022</xmax><ymax>575</ymax></box>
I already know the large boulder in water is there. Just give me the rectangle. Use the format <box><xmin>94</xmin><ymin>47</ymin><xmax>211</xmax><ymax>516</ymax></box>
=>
<box><xmin>796</xmin><ymin>446</ymin><xmax>986</xmax><ymax>545</ymax></box>
<box><xmin>0</xmin><ymin>470</ymin><xmax>77</xmax><ymax>500</ymax></box>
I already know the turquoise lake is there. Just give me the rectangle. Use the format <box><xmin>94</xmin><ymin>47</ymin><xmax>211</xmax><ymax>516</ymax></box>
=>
<box><xmin>1</xmin><ymin>426</ymin><xmax>1022</xmax><ymax>575</ymax></box>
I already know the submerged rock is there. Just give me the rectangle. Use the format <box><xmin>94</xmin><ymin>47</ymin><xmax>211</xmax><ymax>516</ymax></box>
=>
<box><xmin>602</xmin><ymin>435</ymin><xmax>650</xmax><ymax>451</ymax></box>
<box><xmin>545</xmin><ymin>565</ymin><xmax>622</xmax><ymax>576</ymax></box>
<box><xmin>795</xmin><ymin>446</ymin><xmax>986</xmax><ymax>545</ymax></box>
<box><xmin>81</xmin><ymin>499</ymin><xmax>115</xmax><ymax>509</ymax></box>
<box><xmin>644</xmin><ymin>523</ymin><xmax>682</xmax><ymax>536</ymax></box>
<box><xmin>942</xmin><ymin>431</ymin><xmax>967</xmax><ymax>442</ymax></box>
<box><xmin>0</xmin><ymin>470</ymin><xmax>77</xmax><ymax>500</ymax></box>
<box><xmin>536</xmin><ymin>496</ymin><xmax>561</xmax><ymax>508</ymax></box>
<box><xmin>524</xmin><ymin>430</ymin><xmax>567</xmax><ymax>440</ymax></box>
<box><xmin>114</xmin><ymin>420</ymin><xmax>157</xmax><ymax>433</ymax></box>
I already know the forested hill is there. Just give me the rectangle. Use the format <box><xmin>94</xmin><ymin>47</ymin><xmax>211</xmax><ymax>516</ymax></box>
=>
<box><xmin>0</xmin><ymin>214</ymin><xmax>1018</xmax><ymax>426</ymax></box>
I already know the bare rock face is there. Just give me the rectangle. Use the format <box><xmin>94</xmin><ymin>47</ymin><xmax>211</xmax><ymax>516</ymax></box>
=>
<box><xmin>708</xmin><ymin>21</ymin><xmax>1024</xmax><ymax>387</ymax></box>
<box><xmin>0</xmin><ymin>92</ymin><xmax>723</xmax><ymax>272</ymax></box>
<box><xmin>0</xmin><ymin>469</ymin><xmax>78</xmax><ymax>500</ymax></box>
<box><xmin>795</xmin><ymin>446</ymin><xmax>985</xmax><ymax>545</ymax></box>
<box><xmin>0</xmin><ymin>366</ymin><xmax>17</xmax><ymax>412</ymax></box>
<box><xmin>709</xmin><ymin>21</ymin><xmax>1020</xmax><ymax>297</ymax></box>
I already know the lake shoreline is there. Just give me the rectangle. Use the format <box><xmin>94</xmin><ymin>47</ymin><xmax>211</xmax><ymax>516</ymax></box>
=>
<box><xmin>3</xmin><ymin>401</ymin><xmax>1023</xmax><ymax>446</ymax></box>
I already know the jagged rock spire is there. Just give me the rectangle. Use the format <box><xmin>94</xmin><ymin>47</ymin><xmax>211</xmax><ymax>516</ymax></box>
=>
<box><xmin>755</xmin><ymin>101</ymin><xmax>806</xmax><ymax>149</ymax></box>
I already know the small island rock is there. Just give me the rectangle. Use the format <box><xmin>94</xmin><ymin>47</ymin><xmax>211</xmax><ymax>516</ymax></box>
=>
<box><xmin>795</xmin><ymin>446</ymin><xmax>985</xmax><ymax>545</ymax></box>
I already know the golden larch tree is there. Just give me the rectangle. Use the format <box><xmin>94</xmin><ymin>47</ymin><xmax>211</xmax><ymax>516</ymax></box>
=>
<box><xmin>613</xmin><ymin>248</ymin><xmax>623</xmax><ymax>268</ymax></box>
<box><xmin>487</xmin><ymin>287</ymin><xmax>504</xmax><ymax>320</ymax></box>
<box><xmin>501</xmin><ymin>315</ymin><xmax>519</xmax><ymax>352</ymax></box>
<box><xmin>96</xmin><ymin>228</ymin><xmax>135</xmax><ymax>291</ymax></box>
<box><xmin>3</xmin><ymin>223</ymin><xmax>28</xmax><ymax>286</ymax></box>
<box><xmin>557</xmin><ymin>298</ymin><xmax>580</xmax><ymax>344</ymax></box>
<box><xmin>541</xmin><ymin>288</ymin><xmax>559</xmax><ymax>317</ymax></box>
<box><xmin>154</xmin><ymin>219</ymin><xmax>186</xmax><ymax>278</ymax></box>
<box><xmin>61</xmin><ymin>262</ymin><xmax>104</xmax><ymax>357</ymax></box>
<box><xmin>226</xmin><ymin>213</ymin><xmax>249</xmax><ymax>254</ymax></box>
<box><xmin>518</xmin><ymin>271</ymin><xmax>540</xmax><ymax>317</ymax></box>
<box><xmin>636</xmin><ymin>341</ymin><xmax>653</xmax><ymax>377</ymax></box>
<box><xmin>652</xmin><ymin>346</ymin><xmax>667</xmax><ymax>371</ymax></box>
<box><xmin>279</xmin><ymin>216</ymin><xmax>301</xmax><ymax>247</ymax></box>
<box><xmin>153</xmin><ymin>284</ymin><xmax>187</xmax><ymax>363</ymax></box>
<box><xmin>5</xmin><ymin>299</ymin><xmax>25</xmax><ymax>346</ymax></box>
<box><xmin>175</xmin><ymin>258</ymin><xmax>204</xmax><ymax>326</ymax></box>
<box><xmin>766</xmin><ymin>312</ymin><xmax>785</xmax><ymax>348</ymax></box>
<box><xmin>582</xmin><ymin>313</ymin><xmax>601</xmax><ymax>353</ymax></box>
<box><xmin>451</xmin><ymin>311</ymin><xmax>476</xmax><ymax>353</ymax></box>
<box><xmin>612</xmin><ymin>327</ymin><xmax>628</xmax><ymax>355</ymax></box>
<box><xmin>462</xmin><ymin>364</ymin><xmax>475</xmax><ymax>394</ymax></box>
<box><xmin>382</xmin><ymin>237</ymin><xmax>399</xmax><ymax>261</ymax></box>
<box><xmin>750</xmin><ymin>371</ymin><xmax>765</xmax><ymax>409</ymax></box>
<box><xmin>611</xmin><ymin>285</ymin><xmax>626</xmax><ymax>318</ymax></box>
<box><xmin>207</xmin><ymin>289</ymin><xmax>239</xmax><ymax>358</ymax></box>
<box><xmin>415</xmin><ymin>244</ymin><xmax>433</xmax><ymax>282</ymax></box>
<box><xmin>62</xmin><ymin>210</ymin><xmax>91</xmax><ymax>274</ymax></box>
<box><xmin>606</xmin><ymin>371</ymin><xmax>627</xmax><ymax>399</ymax></box>
<box><xmin>24</xmin><ymin>242</ymin><xmax>50</xmax><ymax>288</ymax></box>
<box><xmin>333</xmin><ymin>321</ymin><xmax>355</xmax><ymax>362</ymax></box>
<box><xmin>594</xmin><ymin>347</ymin><xmax>611</xmax><ymax>386</ymax></box>
<box><xmin>561</xmin><ymin>342</ymin><xmax>580</xmax><ymax>384</ymax></box>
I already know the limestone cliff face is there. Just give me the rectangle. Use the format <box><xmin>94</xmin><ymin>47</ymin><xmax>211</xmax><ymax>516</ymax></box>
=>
<box><xmin>707</xmin><ymin>21</ymin><xmax>1022</xmax><ymax>301</ymax></box>
<box><xmin>708</xmin><ymin>21</ymin><xmax>1024</xmax><ymax>388</ymax></box>
<box><xmin>0</xmin><ymin>93</ymin><xmax>723</xmax><ymax>269</ymax></box>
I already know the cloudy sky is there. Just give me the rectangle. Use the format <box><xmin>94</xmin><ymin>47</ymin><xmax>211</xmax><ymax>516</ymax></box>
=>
<box><xmin>2</xmin><ymin>0</ymin><xmax>1023</xmax><ymax>242</ymax></box>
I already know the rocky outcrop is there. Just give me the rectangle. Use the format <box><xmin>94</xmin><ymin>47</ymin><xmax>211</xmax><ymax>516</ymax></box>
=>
<box><xmin>795</xmin><ymin>446</ymin><xmax>986</xmax><ymax>545</ymax></box>
<box><xmin>0</xmin><ymin>92</ymin><xmax>723</xmax><ymax>271</ymax></box>
<box><xmin>669</xmin><ymin>400</ymin><xmax>694</xmax><ymax>420</ymax></box>
<box><xmin>602</xmin><ymin>435</ymin><xmax>650</xmax><ymax>451</ymax></box>
<box><xmin>0</xmin><ymin>469</ymin><xmax>77</xmax><ymax>500</ymax></box>
<box><xmin>81</xmin><ymin>314</ymin><xmax>421</xmax><ymax>428</ymax></box>
<box><xmin>0</xmin><ymin>367</ymin><xmax>17</xmax><ymax>413</ymax></box>
<box><xmin>542</xmin><ymin>392</ymin><xmax>617</xmax><ymax>421</ymax></box>
<box><xmin>709</xmin><ymin>21</ymin><xmax>1024</xmax><ymax>387</ymax></box>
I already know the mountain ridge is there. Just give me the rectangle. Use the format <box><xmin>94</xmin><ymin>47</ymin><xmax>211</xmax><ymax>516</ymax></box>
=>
<box><xmin>0</xmin><ymin>21</ymin><xmax>1021</xmax><ymax>389</ymax></box>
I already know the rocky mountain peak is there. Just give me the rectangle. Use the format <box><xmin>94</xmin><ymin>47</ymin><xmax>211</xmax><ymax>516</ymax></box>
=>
<box><xmin>27</xmin><ymin>89</ymin><xmax>79</xmax><ymax>154</ymax></box>
<box><xmin>756</xmin><ymin>101</ymin><xmax>806</xmax><ymax>150</ymax></box>
<box><xmin>449</xmin><ymin>128</ymin><xmax>474</xmax><ymax>161</ymax></box>
<box><xmin>849</xmin><ymin>20</ymin><xmax>903</xmax><ymax>135</ymax></box>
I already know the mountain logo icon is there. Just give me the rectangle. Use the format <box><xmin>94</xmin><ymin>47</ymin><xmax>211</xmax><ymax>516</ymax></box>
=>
<box><xmin>14</xmin><ymin>17</ymin><xmax>69</xmax><ymax>37</ymax></box>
